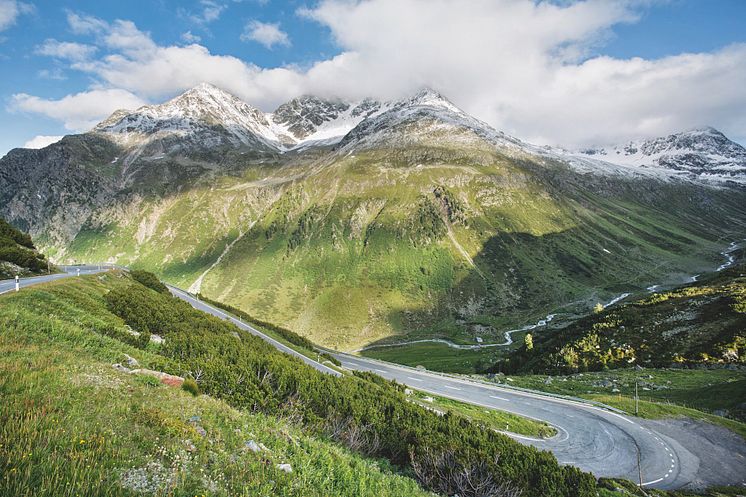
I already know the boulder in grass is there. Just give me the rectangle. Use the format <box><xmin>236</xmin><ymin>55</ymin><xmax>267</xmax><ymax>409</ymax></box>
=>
<box><xmin>277</xmin><ymin>463</ymin><xmax>292</xmax><ymax>473</ymax></box>
<box><xmin>112</xmin><ymin>363</ymin><xmax>131</xmax><ymax>373</ymax></box>
<box><xmin>124</xmin><ymin>354</ymin><xmax>139</xmax><ymax>368</ymax></box>
<box><xmin>245</xmin><ymin>440</ymin><xmax>262</xmax><ymax>453</ymax></box>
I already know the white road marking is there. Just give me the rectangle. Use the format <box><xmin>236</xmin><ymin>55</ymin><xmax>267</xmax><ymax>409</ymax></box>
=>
<box><xmin>374</xmin><ymin>369</ymin><xmax>387</xmax><ymax>373</ymax></box>
<box><xmin>407</xmin><ymin>377</ymin><xmax>424</xmax><ymax>382</ymax></box>
<box><xmin>490</xmin><ymin>395</ymin><xmax>511</xmax><ymax>402</ymax></box>
<box><xmin>444</xmin><ymin>385</ymin><xmax>461</xmax><ymax>390</ymax></box>
<box><xmin>642</xmin><ymin>477</ymin><xmax>664</xmax><ymax>486</ymax></box>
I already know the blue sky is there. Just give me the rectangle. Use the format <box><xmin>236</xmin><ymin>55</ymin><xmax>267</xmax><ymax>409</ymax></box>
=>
<box><xmin>0</xmin><ymin>0</ymin><xmax>745</xmax><ymax>154</ymax></box>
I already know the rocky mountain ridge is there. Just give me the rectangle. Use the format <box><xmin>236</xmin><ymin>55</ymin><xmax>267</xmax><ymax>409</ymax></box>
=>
<box><xmin>574</xmin><ymin>127</ymin><xmax>746</xmax><ymax>184</ymax></box>
<box><xmin>74</xmin><ymin>84</ymin><xmax>746</xmax><ymax>186</ymax></box>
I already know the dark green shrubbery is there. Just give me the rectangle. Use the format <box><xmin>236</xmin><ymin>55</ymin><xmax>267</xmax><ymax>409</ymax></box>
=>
<box><xmin>197</xmin><ymin>293</ymin><xmax>317</xmax><ymax>351</ymax></box>
<box><xmin>0</xmin><ymin>217</ymin><xmax>50</xmax><ymax>275</ymax></box>
<box><xmin>0</xmin><ymin>246</ymin><xmax>47</xmax><ymax>272</ymax></box>
<box><xmin>0</xmin><ymin>218</ymin><xmax>35</xmax><ymax>249</ymax></box>
<box><xmin>106</xmin><ymin>276</ymin><xmax>597</xmax><ymax>497</ymax></box>
<box><xmin>130</xmin><ymin>269</ymin><xmax>169</xmax><ymax>294</ymax></box>
<box><xmin>320</xmin><ymin>352</ymin><xmax>341</xmax><ymax>367</ymax></box>
<box><xmin>499</xmin><ymin>265</ymin><xmax>746</xmax><ymax>375</ymax></box>
<box><xmin>181</xmin><ymin>378</ymin><xmax>200</xmax><ymax>397</ymax></box>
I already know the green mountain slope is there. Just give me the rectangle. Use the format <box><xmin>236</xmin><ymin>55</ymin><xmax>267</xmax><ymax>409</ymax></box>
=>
<box><xmin>2</xmin><ymin>87</ymin><xmax>745</xmax><ymax>356</ymax></box>
<box><xmin>59</xmin><ymin>149</ymin><xmax>746</xmax><ymax>353</ymax></box>
<box><xmin>501</xmin><ymin>263</ymin><xmax>746</xmax><ymax>375</ymax></box>
<box><xmin>0</xmin><ymin>277</ymin><xmax>434</xmax><ymax>497</ymax></box>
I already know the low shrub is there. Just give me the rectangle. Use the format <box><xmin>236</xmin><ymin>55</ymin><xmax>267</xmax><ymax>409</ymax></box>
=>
<box><xmin>129</xmin><ymin>270</ymin><xmax>169</xmax><ymax>294</ymax></box>
<box><xmin>181</xmin><ymin>378</ymin><xmax>200</xmax><ymax>397</ymax></box>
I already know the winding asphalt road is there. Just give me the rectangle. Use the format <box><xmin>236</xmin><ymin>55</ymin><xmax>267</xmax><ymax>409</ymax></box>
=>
<box><xmin>0</xmin><ymin>267</ymin><xmax>707</xmax><ymax>490</ymax></box>
<box><xmin>0</xmin><ymin>265</ymin><xmax>105</xmax><ymax>294</ymax></box>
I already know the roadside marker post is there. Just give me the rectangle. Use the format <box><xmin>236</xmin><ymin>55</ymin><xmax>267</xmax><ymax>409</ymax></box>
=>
<box><xmin>15</xmin><ymin>275</ymin><xmax>19</xmax><ymax>292</ymax></box>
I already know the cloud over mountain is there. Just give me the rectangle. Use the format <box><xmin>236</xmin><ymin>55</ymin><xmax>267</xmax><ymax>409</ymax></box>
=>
<box><xmin>9</xmin><ymin>0</ymin><xmax>746</xmax><ymax>147</ymax></box>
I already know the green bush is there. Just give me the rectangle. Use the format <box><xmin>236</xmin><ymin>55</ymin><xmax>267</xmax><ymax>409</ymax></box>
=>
<box><xmin>181</xmin><ymin>378</ymin><xmax>200</xmax><ymax>397</ymax></box>
<box><xmin>0</xmin><ymin>217</ymin><xmax>52</xmax><ymax>276</ymax></box>
<box><xmin>197</xmin><ymin>293</ymin><xmax>317</xmax><ymax>351</ymax></box>
<box><xmin>129</xmin><ymin>269</ymin><xmax>169</xmax><ymax>294</ymax></box>
<box><xmin>0</xmin><ymin>217</ymin><xmax>35</xmax><ymax>249</ymax></box>
<box><xmin>321</xmin><ymin>352</ymin><xmax>342</xmax><ymax>366</ymax></box>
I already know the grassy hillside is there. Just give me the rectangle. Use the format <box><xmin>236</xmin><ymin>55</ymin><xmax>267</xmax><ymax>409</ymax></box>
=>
<box><xmin>0</xmin><ymin>272</ymin><xmax>596</xmax><ymax>497</ymax></box>
<box><xmin>501</xmin><ymin>263</ymin><xmax>746</xmax><ymax>375</ymax></box>
<box><xmin>0</xmin><ymin>217</ymin><xmax>53</xmax><ymax>278</ymax></box>
<box><xmin>55</xmin><ymin>145</ymin><xmax>746</xmax><ymax>358</ymax></box>
<box><xmin>0</xmin><ymin>316</ymin><xmax>434</xmax><ymax>497</ymax></box>
<box><xmin>483</xmin><ymin>264</ymin><xmax>746</xmax><ymax>434</ymax></box>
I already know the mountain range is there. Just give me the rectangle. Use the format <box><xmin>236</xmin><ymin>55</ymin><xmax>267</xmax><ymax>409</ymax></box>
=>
<box><xmin>1</xmin><ymin>83</ymin><xmax>745</xmax><ymax>352</ymax></box>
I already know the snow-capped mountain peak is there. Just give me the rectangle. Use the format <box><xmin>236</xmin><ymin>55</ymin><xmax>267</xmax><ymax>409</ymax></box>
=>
<box><xmin>571</xmin><ymin>127</ymin><xmax>746</xmax><ymax>184</ymax></box>
<box><xmin>93</xmin><ymin>84</ymin><xmax>288</xmax><ymax>152</ymax></box>
<box><xmin>403</xmin><ymin>87</ymin><xmax>462</xmax><ymax>113</ymax></box>
<box><xmin>86</xmin><ymin>84</ymin><xmax>745</xmax><ymax>185</ymax></box>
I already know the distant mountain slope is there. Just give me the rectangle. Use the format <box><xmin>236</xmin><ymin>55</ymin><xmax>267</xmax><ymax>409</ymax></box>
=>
<box><xmin>1</xmin><ymin>84</ymin><xmax>745</xmax><ymax>352</ymax></box>
<box><xmin>502</xmin><ymin>261</ymin><xmax>746</xmax><ymax>375</ymax></box>
<box><xmin>574</xmin><ymin>127</ymin><xmax>746</xmax><ymax>184</ymax></box>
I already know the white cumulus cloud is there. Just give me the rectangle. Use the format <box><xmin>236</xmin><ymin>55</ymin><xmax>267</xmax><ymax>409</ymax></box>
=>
<box><xmin>35</xmin><ymin>39</ymin><xmax>97</xmax><ymax>61</ymax></box>
<box><xmin>241</xmin><ymin>20</ymin><xmax>290</xmax><ymax>49</ymax></box>
<box><xmin>0</xmin><ymin>0</ymin><xmax>33</xmax><ymax>31</ymax></box>
<box><xmin>22</xmin><ymin>135</ymin><xmax>63</xmax><ymax>149</ymax></box>
<box><xmin>10</xmin><ymin>88</ymin><xmax>147</xmax><ymax>131</ymax></box>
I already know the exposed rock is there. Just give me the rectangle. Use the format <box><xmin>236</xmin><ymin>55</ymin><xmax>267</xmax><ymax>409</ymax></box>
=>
<box><xmin>112</xmin><ymin>363</ymin><xmax>131</xmax><ymax>373</ymax></box>
<box><xmin>277</xmin><ymin>463</ymin><xmax>293</xmax><ymax>473</ymax></box>
<box><xmin>123</xmin><ymin>353</ymin><xmax>139</xmax><ymax>368</ymax></box>
<box><xmin>245</xmin><ymin>440</ymin><xmax>262</xmax><ymax>453</ymax></box>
